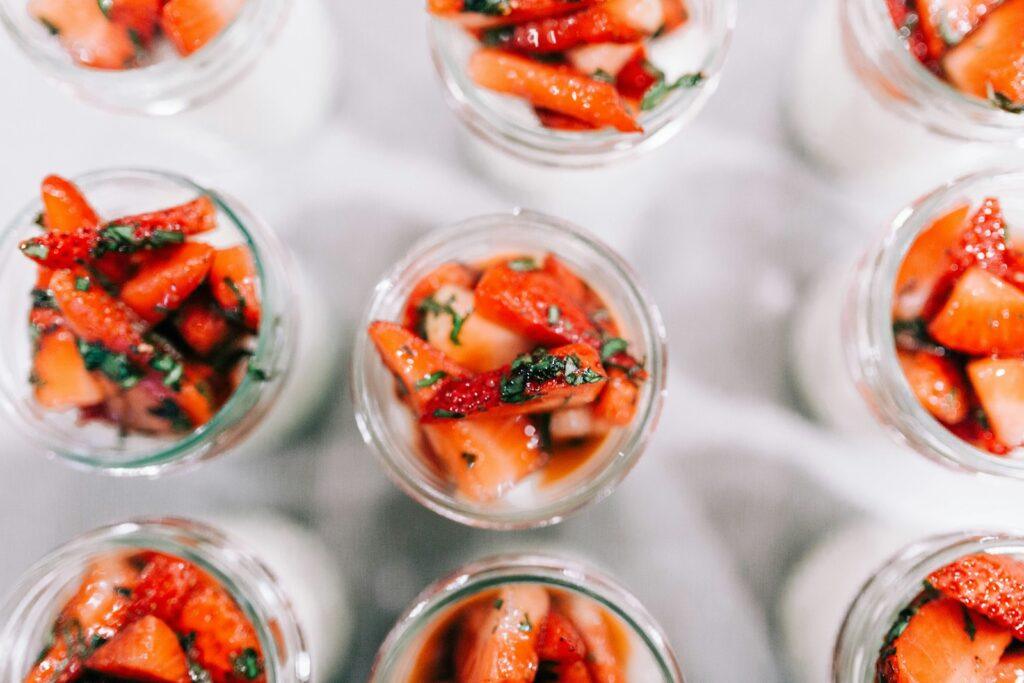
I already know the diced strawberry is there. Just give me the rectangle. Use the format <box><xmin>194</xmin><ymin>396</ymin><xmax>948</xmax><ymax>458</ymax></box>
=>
<box><xmin>952</xmin><ymin>198</ymin><xmax>1011</xmax><ymax>276</ymax></box>
<box><xmin>967</xmin><ymin>358</ymin><xmax>1024</xmax><ymax>449</ymax></box>
<box><xmin>175</xmin><ymin>297</ymin><xmax>232</xmax><ymax>356</ymax></box>
<box><xmin>893</xmin><ymin>204</ymin><xmax>970</xmax><ymax>320</ymax></box>
<box><xmin>535</xmin><ymin>107</ymin><xmax>597</xmax><ymax>130</ymax></box>
<box><xmin>552</xmin><ymin>661</ymin><xmax>595</xmax><ymax>683</ymax></box>
<box><xmin>928</xmin><ymin>554</ymin><xmax>1024</xmax><ymax>639</ymax></box>
<box><xmin>86</xmin><ymin>615</ymin><xmax>190</xmax><ymax>683</ymax></box>
<box><xmin>419</xmin><ymin>284</ymin><xmax>534</xmax><ymax>373</ymax></box>
<box><xmin>403</xmin><ymin>261</ymin><xmax>479</xmax><ymax>331</ymax></box>
<box><xmin>28</xmin><ymin>0</ymin><xmax>136</xmax><ymax>69</ymax></box>
<box><xmin>559</xmin><ymin>595</ymin><xmax>626</xmax><ymax>683</ymax></box>
<box><xmin>918</xmin><ymin>0</ymin><xmax>1002</xmax><ymax>54</ymax></box>
<box><xmin>898</xmin><ymin>350</ymin><xmax>969</xmax><ymax>425</ymax></box>
<box><xmin>50</xmin><ymin>269</ymin><xmax>149</xmax><ymax>360</ymax></box>
<box><xmin>120</xmin><ymin>242</ymin><xmax>215</xmax><ymax>323</ymax></box>
<box><xmin>483</xmin><ymin>5</ymin><xmax>643</xmax><ymax>53</ymax></box>
<box><xmin>424</xmin><ymin>415</ymin><xmax>548</xmax><ymax>501</ymax></box>
<box><xmin>658</xmin><ymin>0</ymin><xmax>688</xmax><ymax>34</ymax></box>
<box><xmin>422</xmin><ymin>344</ymin><xmax>607</xmax><ymax>422</ymax></box>
<box><xmin>455</xmin><ymin>585</ymin><xmax>550</xmax><ymax>683</ymax></box>
<box><xmin>20</xmin><ymin>226</ymin><xmax>100</xmax><ymax>270</ymax></box>
<box><xmin>615</xmin><ymin>49</ymin><xmax>661</xmax><ymax>100</ymax></box>
<box><xmin>126</xmin><ymin>553</ymin><xmax>203</xmax><ymax>624</ymax></box>
<box><xmin>209</xmin><ymin>245</ymin><xmax>261</xmax><ymax>331</ymax></box>
<box><xmin>368</xmin><ymin>321</ymin><xmax>468</xmax><ymax>410</ymax></box>
<box><xmin>111</xmin><ymin>195</ymin><xmax>218</xmax><ymax>238</ymax></box>
<box><xmin>33</xmin><ymin>327</ymin><xmax>104</xmax><ymax>410</ymax></box>
<box><xmin>593</xmin><ymin>367</ymin><xmax>639</xmax><ymax>426</ymax></box>
<box><xmin>943</xmin><ymin>0</ymin><xmax>1024</xmax><ymax>108</ymax></box>
<box><xmin>430</xmin><ymin>0</ymin><xmax>603</xmax><ymax>25</ymax></box>
<box><xmin>40</xmin><ymin>174</ymin><xmax>100</xmax><ymax>234</ymax></box>
<box><xmin>469</xmin><ymin>49</ymin><xmax>642</xmax><ymax>133</ymax></box>
<box><xmin>886</xmin><ymin>0</ymin><xmax>935</xmax><ymax>64</ymax></box>
<box><xmin>62</xmin><ymin>554</ymin><xmax>139</xmax><ymax>640</ymax></box>
<box><xmin>160</xmin><ymin>0</ymin><xmax>245</xmax><ymax>56</ymax></box>
<box><xmin>175</xmin><ymin>362</ymin><xmax>219</xmax><ymax>428</ymax></box>
<box><xmin>878</xmin><ymin>597</ymin><xmax>1013</xmax><ymax>682</ymax></box>
<box><xmin>177</xmin><ymin>582</ymin><xmax>263</xmax><ymax>682</ymax></box>
<box><xmin>537</xmin><ymin>610</ymin><xmax>587</xmax><ymax>663</ymax></box>
<box><xmin>475</xmin><ymin>260</ymin><xmax>604</xmax><ymax>348</ymax></box>
<box><xmin>107</xmin><ymin>0</ymin><xmax>162</xmax><ymax>43</ymax></box>
<box><xmin>928</xmin><ymin>267</ymin><xmax>1024</xmax><ymax>355</ymax></box>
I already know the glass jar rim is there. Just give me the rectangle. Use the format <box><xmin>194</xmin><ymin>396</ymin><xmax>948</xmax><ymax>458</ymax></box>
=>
<box><xmin>0</xmin><ymin>0</ymin><xmax>291</xmax><ymax>114</ymax></box>
<box><xmin>846</xmin><ymin>168</ymin><xmax>1024</xmax><ymax>479</ymax></box>
<box><xmin>351</xmin><ymin>209</ymin><xmax>667</xmax><ymax>529</ymax></box>
<box><xmin>841</xmin><ymin>0</ymin><xmax>1024</xmax><ymax>141</ymax></box>
<box><xmin>369</xmin><ymin>553</ymin><xmax>686</xmax><ymax>683</ymax></box>
<box><xmin>832</xmin><ymin>529</ymin><xmax>1024</xmax><ymax>682</ymax></box>
<box><xmin>427</xmin><ymin>0</ymin><xmax>737</xmax><ymax>168</ymax></box>
<box><xmin>0</xmin><ymin>167</ymin><xmax>297</xmax><ymax>475</ymax></box>
<box><xmin>0</xmin><ymin>517</ymin><xmax>311</xmax><ymax>682</ymax></box>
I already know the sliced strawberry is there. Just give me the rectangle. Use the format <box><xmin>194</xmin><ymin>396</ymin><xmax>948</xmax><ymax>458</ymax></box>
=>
<box><xmin>50</xmin><ymin>269</ymin><xmax>149</xmax><ymax>360</ymax></box>
<box><xmin>893</xmin><ymin>204</ymin><xmax>970</xmax><ymax>320</ymax></box>
<box><xmin>878</xmin><ymin>597</ymin><xmax>1013</xmax><ymax>682</ymax></box>
<box><xmin>368</xmin><ymin>321</ymin><xmax>468</xmax><ymax>410</ymax></box>
<box><xmin>455</xmin><ymin>584</ymin><xmax>550</xmax><ymax>683</ymax></box>
<box><xmin>26</xmin><ymin>638</ymin><xmax>84</xmax><ymax>683</ymax></box>
<box><xmin>177</xmin><ymin>582</ymin><xmax>263</xmax><ymax>682</ymax></box>
<box><xmin>615</xmin><ymin>49</ymin><xmax>661</xmax><ymax>100</ymax></box>
<box><xmin>424</xmin><ymin>415</ymin><xmax>548</xmax><ymax>501</ymax></box>
<box><xmin>175</xmin><ymin>296</ymin><xmax>232</xmax><ymax>356</ymax></box>
<box><xmin>107</xmin><ymin>0</ymin><xmax>162</xmax><ymax>43</ymax></box>
<box><xmin>967</xmin><ymin>358</ymin><xmax>1024</xmax><ymax>449</ymax></box>
<box><xmin>419</xmin><ymin>284</ymin><xmax>534</xmax><ymax>373</ymax></box>
<box><xmin>111</xmin><ymin>195</ymin><xmax>218</xmax><ymax>238</ymax></box>
<box><xmin>86</xmin><ymin>615</ymin><xmax>190</xmax><ymax>683</ymax></box>
<box><xmin>209</xmin><ymin>245</ymin><xmax>261</xmax><ymax>331</ymax></box>
<box><xmin>886</xmin><ymin>0</ymin><xmax>935</xmax><ymax>64</ymax></box>
<box><xmin>928</xmin><ymin>554</ymin><xmax>1024</xmax><ymax>639</ymax></box>
<box><xmin>120</xmin><ymin>242</ymin><xmax>215</xmax><ymax>323</ymax></box>
<box><xmin>898</xmin><ymin>350</ymin><xmax>969</xmax><ymax>425</ymax></box>
<box><xmin>952</xmin><ymin>198</ymin><xmax>1011</xmax><ymax>276</ymax></box>
<box><xmin>928</xmin><ymin>267</ymin><xmax>1024</xmax><ymax>355</ymax></box>
<box><xmin>482</xmin><ymin>5</ymin><xmax>643</xmax><ymax>53</ymax></box>
<box><xmin>175</xmin><ymin>362</ymin><xmax>219</xmax><ymax>428</ymax></box>
<box><xmin>559</xmin><ymin>595</ymin><xmax>626</xmax><ymax>683</ymax></box>
<box><xmin>62</xmin><ymin>553</ymin><xmax>139</xmax><ymax>640</ymax></box>
<box><xmin>403</xmin><ymin>261</ymin><xmax>479</xmax><ymax>331</ymax></box>
<box><xmin>537</xmin><ymin>610</ymin><xmax>587</xmax><ymax>663</ymax></box>
<box><xmin>943</xmin><ymin>0</ymin><xmax>1024</xmax><ymax>108</ymax></box>
<box><xmin>40</xmin><ymin>174</ymin><xmax>100</xmax><ymax>234</ymax></box>
<box><xmin>33</xmin><ymin>327</ymin><xmax>104</xmax><ymax>410</ymax></box>
<box><xmin>593</xmin><ymin>367</ymin><xmax>639</xmax><ymax>426</ymax></box>
<box><xmin>468</xmin><ymin>49</ymin><xmax>642</xmax><ymax>133</ymax></box>
<box><xmin>917</xmin><ymin>0</ymin><xmax>1002</xmax><ymax>53</ymax></box>
<box><xmin>422</xmin><ymin>344</ymin><xmax>607</xmax><ymax>422</ymax></box>
<box><xmin>126</xmin><ymin>552</ymin><xmax>203</xmax><ymax>625</ymax></box>
<box><xmin>552</xmin><ymin>661</ymin><xmax>595</xmax><ymax>683</ymax></box>
<box><xmin>160</xmin><ymin>0</ymin><xmax>245</xmax><ymax>56</ymax></box>
<box><xmin>28</xmin><ymin>0</ymin><xmax>136</xmax><ymax>69</ymax></box>
<box><xmin>20</xmin><ymin>226</ymin><xmax>100</xmax><ymax>270</ymax></box>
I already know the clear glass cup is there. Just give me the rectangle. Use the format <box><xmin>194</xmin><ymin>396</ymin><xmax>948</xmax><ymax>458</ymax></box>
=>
<box><xmin>0</xmin><ymin>168</ymin><xmax>297</xmax><ymax>476</ymax></box>
<box><xmin>788</xmin><ymin>0</ymin><xmax>1024</xmax><ymax>177</ymax></box>
<box><xmin>833</xmin><ymin>530</ymin><xmax>1024</xmax><ymax>682</ymax></box>
<box><xmin>351</xmin><ymin>210</ymin><xmax>667</xmax><ymax>529</ymax></box>
<box><xmin>428</xmin><ymin>0</ymin><xmax>736</xmax><ymax>168</ymax></box>
<box><xmin>0</xmin><ymin>517</ymin><xmax>312</xmax><ymax>682</ymax></box>
<box><xmin>793</xmin><ymin>168</ymin><xmax>1024</xmax><ymax>479</ymax></box>
<box><xmin>368</xmin><ymin>553</ymin><xmax>685</xmax><ymax>682</ymax></box>
<box><xmin>0</xmin><ymin>0</ymin><xmax>290</xmax><ymax>115</ymax></box>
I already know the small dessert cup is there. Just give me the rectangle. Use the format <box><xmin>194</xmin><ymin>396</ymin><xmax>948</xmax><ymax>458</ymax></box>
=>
<box><xmin>352</xmin><ymin>210</ymin><xmax>666</xmax><ymax>529</ymax></box>
<box><xmin>0</xmin><ymin>168</ymin><xmax>298</xmax><ymax>476</ymax></box>
<box><xmin>369</xmin><ymin>553</ymin><xmax>685</xmax><ymax>682</ymax></box>
<box><xmin>0</xmin><ymin>517</ymin><xmax>312</xmax><ymax>682</ymax></box>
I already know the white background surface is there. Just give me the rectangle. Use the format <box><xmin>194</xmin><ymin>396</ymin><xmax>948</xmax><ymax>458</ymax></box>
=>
<box><xmin>2</xmin><ymin>1</ymin><xmax>1021</xmax><ymax>681</ymax></box>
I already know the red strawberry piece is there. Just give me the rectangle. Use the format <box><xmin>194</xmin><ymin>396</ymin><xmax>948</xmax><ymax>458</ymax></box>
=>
<box><xmin>26</xmin><ymin>638</ymin><xmax>84</xmax><ymax>683</ymax></box>
<box><xmin>28</xmin><ymin>0</ymin><xmax>136</xmax><ymax>69</ymax></box>
<box><xmin>928</xmin><ymin>553</ymin><xmax>1024</xmax><ymax>639</ymax></box>
<box><xmin>175</xmin><ymin>296</ymin><xmax>232</xmax><ymax>356</ymax></box>
<box><xmin>455</xmin><ymin>585</ymin><xmax>550</xmax><ymax>683</ymax></box>
<box><xmin>553</xmin><ymin>661</ymin><xmax>595</xmax><ymax>683</ymax></box>
<box><xmin>106</xmin><ymin>0</ymin><xmax>162</xmax><ymax>43</ymax></box>
<box><xmin>950</xmin><ymin>414</ymin><xmax>1012</xmax><ymax>456</ymax></box>
<box><xmin>967</xmin><ymin>358</ymin><xmax>1024</xmax><ymax>449</ymax></box>
<box><xmin>174</xmin><ymin>362</ymin><xmax>220</xmax><ymax>428</ymax></box>
<box><xmin>61</xmin><ymin>553</ymin><xmax>139</xmax><ymax>640</ymax></box>
<box><xmin>928</xmin><ymin>266</ymin><xmax>1024</xmax><ymax>355</ymax></box>
<box><xmin>209</xmin><ymin>245</ymin><xmax>261</xmax><ymax>331</ymax></box>
<box><xmin>422</xmin><ymin>343</ymin><xmax>607</xmax><ymax>422</ymax></box>
<box><xmin>111</xmin><ymin>195</ymin><xmax>218</xmax><ymax>238</ymax></box>
<box><xmin>177</xmin><ymin>582</ymin><xmax>263</xmax><ymax>681</ymax></box>
<box><xmin>469</xmin><ymin>49</ymin><xmax>642</xmax><ymax>133</ymax></box>
<box><xmin>33</xmin><ymin>327</ymin><xmax>104</xmax><ymax>410</ymax></box>
<box><xmin>50</xmin><ymin>269</ymin><xmax>150</xmax><ymax>360</ymax></box>
<box><xmin>483</xmin><ymin>4</ymin><xmax>643</xmax><ymax>54</ymax></box>
<box><xmin>20</xmin><ymin>226</ymin><xmax>100</xmax><ymax>270</ymax></box>
<box><xmin>893</xmin><ymin>204</ymin><xmax>970</xmax><ymax>320</ymax></box>
<box><xmin>885</xmin><ymin>0</ymin><xmax>935</xmax><ymax>65</ymax></box>
<box><xmin>658</xmin><ymin>0</ymin><xmax>688</xmax><ymax>34</ymax></box>
<box><xmin>917</xmin><ymin>0</ymin><xmax>1002</xmax><ymax>55</ymax></box>
<box><xmin>40</xmin><ymin>174</ymin><xmax>100</xmax><ymax>234</ymax></box>
<box><xmin>943</xmin><ymin>0</ymin><xmax>1024</xmax><ymax>108</ymax></box>
<box><xmin>160</xmin><ymin>0</ymin><xmax>245</xmax><ymax>57</ymax></box>
<box><xmin>430</xmin><ymin>0</ymin><xmax>603</xmax><ymax>25</ymax></box>
<box><xmin>615</xmin><ymin>49</ymin><xmax>661</xmax><ymax>101</ymax></box>
<box><xmin>897</xmin><ymin>349</ymin><xmax>969</xmax><ymax>425</ymax></box>
<box><xmin>120</xmin><ymin>242</ymin><xmax>215</xmax><ymax>323</ymax></box>
<box><xmin>593</xmin><ymin>367</ymin><xmax>639</xmax><ymax>426</ymax></box>
<box><xmin>368</xmin><ymin>321</ymin><xmax>468</xmax><ymax>410</ymax></box>
<box><xmin>537</xmin><ymin>610</ymin><xmax>587</xmax><ymax>663</ymax></box>
<box><xmin>127</xmin><ymin>552</ymin><xmax>203</xmax><ymax>624</ymax></box>
<box><xmin>86</xmin><ymin>615</ymin><xmax>190</xmax><ymax>683</ymax></box>
<box><xmin>402</xmin><ymin>261</ymin><xmax>479</xmax><ymax>331</ymax></box>
<box><xmin>560</xmin><ymin>595</ymin><xmax>627</xmax><ymax>683</ymax></box>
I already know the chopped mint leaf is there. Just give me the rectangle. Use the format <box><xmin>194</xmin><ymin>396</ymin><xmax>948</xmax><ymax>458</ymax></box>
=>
<box><xmin>418</xmin><ymin>296</ymin><xmax>466</xmax><ymax>346</ymax></box>
<box><xmin>547</xmin><ymin>305</ymin><xmax>561</xmax><ymax>325</ymax></box>
<box><xmin>508</xmin><ymin>257</ymin><xmax>539</xmax><ymax>272</ymax></box>
<box><xmin>600</xmin><ymin>337</ymin><xmax>628</xmax><ymax>362</ymax></box>
<box><xmin>416</xmin><ymin>371</ymin><xmax>447</xmax><ymax>389</ymax></box>
<box><xmin>493</xmin><ymin>598</ymin><xmax>504</xmax><ymax>610</ymax></box>
<box><xmin>148</xmin><ymin>398</ymin><xmax>192</xmax><ymax>432</ymax></box>
<box><xmin>463</xmin><ymin>0</ymin><xmax>510</xmax><ymax>15</ymax></box>
<box><xmin>961</xmin><ymin>604</ymin><xmax>977</xmax><ymax>641</ymax></box>
<box><xmin>231</xmin><ymin>648</ymin><xmax>263</xmax><ymax>680</ymax></box>
<box><xmin>74</xmin><ymin>276</ymin><xmax>90</xmax><ymax>292</ymax></box>
<box><xmin>987</xmin><ymin>84</ymin><xmax>1024</xmax><ymax>114</ymax></box>
<box><xmin>519</xmin><ymin>615</ymin><xmax>532</xmax><ymax>632</ymax></box>
<box><xmin>31</xmin><ymin>288</ymin><xmax>57</xmax><ymax>309</ymax></box>
<box><xmin>149</xmin><ymin>229</ymin><xmax>185</xmax><ymax>248</ymax></box>
<box><xmin>592</xmin><ymin>69</ymin><xmax>615</xmax><ymax>83</ymax></box>
<box><xmin>248</xmin><ymin>365</ymin><xmax>270</xmax><ymax>382</ymax></box>
<box><xmin>150</xmin><ymin>354</ymin><xmax>184</xmax><ymax>389</ymax></box>
<box><xmin>641</xmin><ymin>70</ymin><xmax>705</xmax><ymax>111</ymax></box>
<box><xmin>433</xmin><ymin>408</ymin><xmax>465</xmax><ymax>419</ymax></box>
<box><xmin>461</xmin><ymin>451</ymin><xmax>477</xmax><ymax>468</ymax></box>
<box><xmin>482</xmin><ymin>26</ymin><xmax>513</xmax><ymax>46</ymax></box>
<box><xmin>78</xmin><ymin>341</ymin><xmax>142</xmax><ymax>389</ymax></box>
<box><xmin>21</xmin><ymin>241</ymin><xmax>49</xmax><ymax>260</ymax></box>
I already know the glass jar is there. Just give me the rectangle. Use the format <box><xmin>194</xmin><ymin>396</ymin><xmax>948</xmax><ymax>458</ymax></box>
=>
<box><xmin>0</xmin><ymin>168</ymin><xmax>297</xmax><ymax>476</ymax></box>
<box><xmin>428</xmin><ymin>0</ymin><xmax>736</xmax><ymax>169</ymax></box>
<box><xmin>788</xmin><ymin>0</ymin><xmax>1024</xmax><ymax>179</ymax></box>
<box><xmin>351</xmin><ymin>209</ymin><xmax>667</xmax><ymax>529</ymax></box>
<box><xmin>368</xmin><ymin>553</ymin><xmax>685</xmax><ymax>682</ymax></box>
<box><xmin>0</xmin><ymin>517</ymin><xmax>312</xmax><ymax>682</ymax></box>
<box><xmin>833</xmin><ymin>530</ymin><xmax>1024</xmax><ymax>682</ymax></box>
<box><xmin>792</xmin><ymin>169</ymin><xmax>1024</xmax><ymax>479</ymax></box>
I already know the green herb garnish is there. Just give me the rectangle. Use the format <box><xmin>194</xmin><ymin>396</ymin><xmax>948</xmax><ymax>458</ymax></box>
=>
<box><xmin>640</xmin><ymin>68</ymin><xmax>705</xmax><ymax>111</ymax></box>
<box><xmin>988</xmin><ymin>84</ymin><xmax>1024</xmax><ymax>114</ymax></box>
<box><xmin>74</xmin><ymin>276</ymin><xmax>90</xmax><ymax>292</ymax></box>
<box><xmin>461</xmin><ymin>452</ymin><xmax>477</xmax><ymax>468</ymax></box>
<box><xmin>78</xmin><ymin>341</ymin><xmax>142</xmax><ymax>388</ymax></box>
<box><xmin>600</xmin><ymin>337</ymin><xmax>628</xmax><ymax>362</ymax></box>
<box><xmin>418</xmin><ymin>295</ymin><xmax>467</xmax><ymax>345</ymax></box>
<box><xmin>547</xmin><ymin>305</ymin><xmax>561</xmax><ymax>325</ymax></box>
<box><xmin>416</xmin><ymin>371</ymin><xmax>447</xmax><ymax>389</ymax></box>
<box><xmin>463</xmin><ymin>0</ymin><xmax>510</xmax><ymax>15</ymax></box>
<box><xmin>508</xmin><ymin>257</ymin><xmax>539</xmax><ymax>272</ymax></box>
<box><xmin>433</xmin><ymin>408</ymin><xmax>465</xmax><ymax>419</ymax></box>
<box><xmin>231</xmin><ymin>648</ymin><xmax>263</xmax><ymax>680</ymax></box>
<box><xmin>21</xmin><ymin>241</ymin><xmax>49</xmax><ymax>260</ymax></box>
